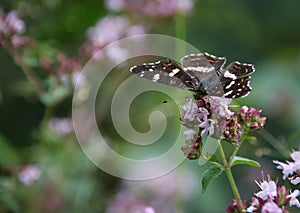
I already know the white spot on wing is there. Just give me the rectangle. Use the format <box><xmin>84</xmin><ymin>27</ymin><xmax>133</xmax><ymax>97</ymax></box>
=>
<box><xmin>186</xmin><ymin>66</ymin><xmax>214</xmax><ymax>73</ymax></box>
<box><xmin>225</xmin><ymin>81</ymin><xmax>235</xmax><ymax>89</ymax></box>
<box><xmin>168</xmin><ymin>68</ymin><xmax>180</xmax><ymax>77</ymax></box>
<box><xmin>153</xmin><ymin>74</ymin><xmax>160</xmax><ymax>82</ymax></box>
<box><xmin>224</xmin><ymin>90</ymin><xmax>233</xmax><ymax>96</ymax></box>
<box><xmin>224</xmin><ymin>70</ymin><xmax>237</xmax><ymax>79</ymax></box>
<box><xmin>130</xmin><ymin>66</ymin><xmax>137</xmax><ymax>73</ymax></box>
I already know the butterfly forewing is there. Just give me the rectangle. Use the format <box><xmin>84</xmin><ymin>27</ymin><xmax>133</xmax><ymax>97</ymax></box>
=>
<box><xmin>130</xmin><ymin>59</ymin><xmax>197</xmax><ymax>90</ymax></box>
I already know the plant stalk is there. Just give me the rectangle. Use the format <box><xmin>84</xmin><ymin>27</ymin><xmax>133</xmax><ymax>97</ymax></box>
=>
<box><xmin>217</xmin><ymin>140</ymin><xmax>244</xmax><ymax>212</ymax></box>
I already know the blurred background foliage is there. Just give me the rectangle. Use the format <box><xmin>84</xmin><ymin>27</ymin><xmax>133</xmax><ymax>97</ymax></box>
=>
<box><xmin>0</xmin><ymin>0</ymin><xmax>300</xmax><ymax>212</ymax></box>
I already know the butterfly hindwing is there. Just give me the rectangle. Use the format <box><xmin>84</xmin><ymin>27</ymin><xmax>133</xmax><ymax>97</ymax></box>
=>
<box><xmin>220</xmin><ymin>61</ymin><xmax>255</xmax><ymax>83</ymax></box>
<box><xmin>222</xmin><ymin>76</ymin><xmax>252</xmax><ymax>98</ymax></box>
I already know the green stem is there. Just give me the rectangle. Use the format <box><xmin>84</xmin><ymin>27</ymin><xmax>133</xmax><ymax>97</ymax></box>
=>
<box><xmin>175</xmin><ymin>11</ymin><xmax>186</xmax><ymax>59</ymax></box>
<box><xmin>4</xmin><ymin>41</ymin><xmax>45</xmax><ymax>98</ymax></box>
<box><xmin>228</xmin><ymin>139</ymin><xmax>244</xmax><ymax>166</ymax></box>
<box><xmin>217</xmin><ymin>140</ymin><xmax>244</xmax><ymax>212</ymax></box>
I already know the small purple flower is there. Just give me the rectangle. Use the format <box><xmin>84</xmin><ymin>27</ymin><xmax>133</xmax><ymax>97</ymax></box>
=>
<box><xmin>199</xmin><ymin>118</ymin><xmax>215</xmax><ymax>136</ymax></box>
<box><xmin>181</xmin><ymin>98</ymin><xmax>199</xmax><ymax>122</ymax></box>
<box><xmin>255</xmin><ymin>179</ymin><xmax>277</xmax><ymax>200</ymax></box>
<box><xmin>209</xmin><ymin>96</ymin><xmax>234</xmax><ymax>118</ymax></box>
<box><xmin>287</xmin><ymin>190</ymin><xmax>300</xmax><ymax>208</ymax></box>
<box><xmin>274</xmin><ymin>149</ymin><xmax>300</xmax><ymax>185</ymax></box>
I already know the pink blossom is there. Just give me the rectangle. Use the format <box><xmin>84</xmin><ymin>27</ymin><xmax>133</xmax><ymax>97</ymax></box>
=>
<box><xmin>87</xmin><ymin>16</ymin><xmax>129</xmax><ymax>47</ymax></box>
<box><xmin>288</xmin><ymin>190</ymin><xmax>300</xmax><ymax>208</ymax></box>
<box><xmin>104</xmin><ymin>0</ymin><xmax>194</xmax><ymax>17</ymax></box>
<box><xmin>290</xmin><ymin>177</ymin><xmax>300</xmax><ymax>185</ymax></box>
<box><xmin>261</xmin><ymin>201</ymin><xmax>282</xmax><ymax>213</ymax></box>
<box><xmin>255</xmin><ymin>179</ymin><xmax>277</xmax><ymax>200</ymax></box>
<box><xmin>0</xmin><ymin>11</ymin><xmax>25</xmax><ymax>36</ymax></box>
<box><xmin>18</xmin><ymin>164</ymin><xmax>41</xmax><ymax>186</ymax></box>
<box><xmin>274</xmin><ymin>149</ymin><xmax>300</xmax><ymax>185</ymax></box>
<box><xmin>183</xmin><ymin>129</ymin><xmax>197</xmax><ymax>140</ymax></box>
<box><xmin>209</xmin><ymin>96</ymin><xmax>233</xmax><ymax>118</ymax></box>
<box><xmin>273</xmin><ymin>160</ymin><xmax>294</xmax><ymax>179</ymax></box>
<box><xmin>199</xmin><ymin>118</ymin><xmax>215</xmax><ymax>136</ymax></box>
<box><xmin>182</xmin><ymin>98</ymin><xmax>199</xmax><ymax>121</ymax></box>
<box><xmin>48</xmin><ymin>117</ymin><xmax>73</xmax><ymax>136</ymax></box>
<box><xmin>291</xmin><ymin>150</ymin><xmax>300</xmax><ymax>162</ymax></box>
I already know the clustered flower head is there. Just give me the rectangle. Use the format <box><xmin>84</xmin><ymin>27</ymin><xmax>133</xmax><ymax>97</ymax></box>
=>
<box><xmin>180</xmin><ymin>96</ymin><xmax>266</xmax><ymax>159</ymax></box>
<box><xmin>81</xmin><ymin>15</ymin><xmax>145</xmax><ymax>63</ymax></box>
<box><xmin>0</xmin><ymin>10</ymin><xmax>34</xmax><ymax>48</ymax></box>
<box><xmin>226</xmin><ymin>199</ymin><xmax>248</xmax><ymax>213</ymax></box>
<box><xmin>246</xmin><ymin>177</ymin><xmax>300</xmax><ymax>212</ymax></box>
<box><xmin>273</xmin><ymin>150</ymin><xmax>300</xmax><ymax>185</ymax></box>
<box><xmin>105</xmin><ymin>0</ymin><xmax>194</xmax><ymax>17</ymax></box>
<box><xmin>41</xmin><ymin>53</ymin><xmax>81</xmax><ymax>84</ymax></box>
<box><xmin>239</xmin><ymin>106</ymin><xmax>267</xmax><ymax>130</ymax></box>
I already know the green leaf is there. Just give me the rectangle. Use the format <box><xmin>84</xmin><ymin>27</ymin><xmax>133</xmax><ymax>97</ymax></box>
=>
<box><xmin>231</xmin><ymin>156</ymin><xmax>261</xmax><ymax>168</ymax></box>
<box><xmin>201</xmin><ymin>166</ymin><xmax>223</xmax><ymax>192</ymax></box>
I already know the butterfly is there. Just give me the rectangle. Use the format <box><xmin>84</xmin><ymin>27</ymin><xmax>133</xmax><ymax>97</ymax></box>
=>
<box><xmin>130</xmin><ymin>53</ymin><xmax>255</xmax><ymax>99</ymax></box>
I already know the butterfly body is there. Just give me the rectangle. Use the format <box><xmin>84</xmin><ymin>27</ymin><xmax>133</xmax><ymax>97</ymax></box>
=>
<box><xmin>130</xmin><ymin>53</ymin><xmax>255</xmax><ymax>99</ymax></box>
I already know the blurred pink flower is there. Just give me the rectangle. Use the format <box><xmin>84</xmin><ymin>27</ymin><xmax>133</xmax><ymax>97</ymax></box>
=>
<box><xmin>0</xmin><ymin>10</ymin><xmax>25</xmax><ymax>36</ymax></box>
<box><xmin>105</xmin><ymin>0</ymin><xmax>194</xmax><ymax>17</ymax></box>
<box><xmin>48</xmin><ymin>117</ymin><xmax>73</xmax><ymax>136</ymax></box>
<box><xmin>18</xmin><ymin>164</ymin><xmax>41</xmax><ymax>186</ymax></box>
<box><xmin>105</xmin><ymin>192</ymin><xmax>155</xmax><ymax>213</ymax></box>
<box><xmin>82</xmin><ymin>15</ymin><xmax>146</xmax><ymax>62</ymax></box>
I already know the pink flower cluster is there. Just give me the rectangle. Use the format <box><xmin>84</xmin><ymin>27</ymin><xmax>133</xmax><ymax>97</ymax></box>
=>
<box><xmin>81</xmin><ymin>15</ymin><xmax>145</xmax><ymax>63</ymax></box>
<box><xmin>226</xmin><ymin>199</ymin><xmax>248</xmax><ymax>213</ymax></box>
<box><xmin>274</xmin><ymin>150</ymin><xmax>300</xmax><ymax>185</ymax></box>
<box><xmin>246</xmin><ymin>178</ymin><xmax>300</xmax><ymax>213</ymax></box>
<box><xmin>0</xmin><ymin>10</ymin><xmax>33</xmax><ymax>48</ymax></box>
<box><xmin>180</xmin><ymin>96</ymin><xmax>233</xmax><ymax>159</ymax></box>
<box><xmin>106</xmin><ymin>192</ymin><xmax>155</xmax><ymax>213</ymax></box>
<box><xmin>180</xmin><ymin>96</ymin><xmax>266</xmax><ymax>159</ymax></box>
<box><xmin>18</xmin><ymin>164</ymin><xmax>41</xmax><ymax>186</ymax></box>
<box><xmin>105</xmin><ymin>0</ymin><xmax>194</xmax><ymax>17</ymax></box>
<box><xmin>239</xmin><ymin>106</ymin><xmax>267</xmax><ymax>130</ymax></box>
<box><xmin>41</xmin><ymin>53</ymin><xmax>81</xmax><ymax>83</ymax></box>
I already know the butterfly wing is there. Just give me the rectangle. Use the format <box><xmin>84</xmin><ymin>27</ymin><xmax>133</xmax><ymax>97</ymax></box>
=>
<box><xmin>220</xmin><ymin>61</ymin><xmax>255</xmax><ymax>98</ymax></box>
<box><xmin>130</xmin><ymin>59</ymin><xmax>197</xmax><ymax>90</ymax></box>
<box><xmin>181</xmin><ymin>53</ymin><xmax>226</xmax><ymax>76</ymax></box>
